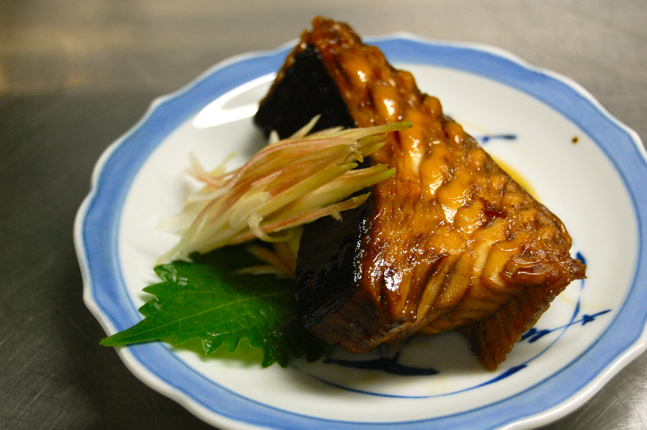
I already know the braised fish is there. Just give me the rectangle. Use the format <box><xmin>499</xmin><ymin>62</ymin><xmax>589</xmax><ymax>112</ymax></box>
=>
<box><xmin>254</xmin><ymin>17</ymin><xmax>586</xmax><ymax>370</ymax></box>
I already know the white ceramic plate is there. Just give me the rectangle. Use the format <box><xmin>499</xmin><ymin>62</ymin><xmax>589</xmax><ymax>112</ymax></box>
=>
<box><xmin>74</xmin><ymin>34</ymin><xmax>647</xmax><ymax>429</ymax></box>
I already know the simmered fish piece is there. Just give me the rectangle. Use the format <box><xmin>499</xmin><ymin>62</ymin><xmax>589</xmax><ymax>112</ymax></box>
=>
<box><xmin>255</xmin><ymin>17</ymin><xmax>585</xmax><ymax>370</ymax></box>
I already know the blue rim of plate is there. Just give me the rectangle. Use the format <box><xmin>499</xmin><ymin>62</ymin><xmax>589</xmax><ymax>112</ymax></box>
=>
<box><xmin>74</xmin><ymin>34</ymin><xmax>647</xmax><ymax>429</ymax></box>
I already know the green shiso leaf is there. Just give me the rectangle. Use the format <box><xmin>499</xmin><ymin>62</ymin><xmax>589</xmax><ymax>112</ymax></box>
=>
<box><xmin>100</xmin><ymin>246</ymin><xmax>328</xmax><ymax>367</ymax></box>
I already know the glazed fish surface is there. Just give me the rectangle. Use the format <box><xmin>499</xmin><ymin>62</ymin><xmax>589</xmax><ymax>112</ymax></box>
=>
<box><xmin>254</xmin><ymin>17</ymin><xmax>586</xmax><ymax>370</ymax></box>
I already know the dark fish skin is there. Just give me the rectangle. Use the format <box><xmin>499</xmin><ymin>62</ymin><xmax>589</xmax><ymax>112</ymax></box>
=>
<box><xmin>295</xmin><ymin>199</ymin><xmax>368</xmax><ymax>328</ymax></box>
<box><xmin>297</xmin><ymin>207</ymin><xmax>427</xmax><ymax>352</ymax></box>
<box><xmin>254</xmin><ymin>17</ymin><xmax>586</xmax><ymax>370</ymax></box>
<box><xmin>254</xmin><ymin>46</ymin><xmax>355</xmax><ymax>139</ymax></box>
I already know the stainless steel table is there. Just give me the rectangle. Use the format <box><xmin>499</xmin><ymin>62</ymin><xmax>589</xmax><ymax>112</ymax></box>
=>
<box><xmin>2</xmin><ymin>1</ymin><xmax>646</xmax><ymax>428</ymax></box>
